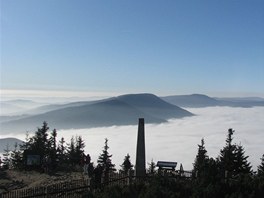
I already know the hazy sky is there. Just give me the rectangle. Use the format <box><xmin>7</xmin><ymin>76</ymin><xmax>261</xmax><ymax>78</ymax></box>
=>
<box><xmin>1</xmin><ymin>0</ymin><xmax>264</xmax><ymax>97</ymax></box>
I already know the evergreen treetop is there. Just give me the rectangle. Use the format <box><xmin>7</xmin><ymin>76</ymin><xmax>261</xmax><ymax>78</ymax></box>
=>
<box><xmin>219</xmin><ymin>128</ymin><xmax>237</xmax><ymax>178</ymax></box>
<box><xmin>193</xmin><ymin>138</ymin><xmax>209</xmax><ymax>178</ymax></box>
<box><xmin>97</xmin><ymin>138</ymin><xmax>116</xmax><ymax>173</ymax></box>
<box><xmin>147</xmin><ymin>159</ymin><xmax>156</xmax><ymax>175</ymax></box>
<box><xmin>219</xmin><ymin>128</ymin><xmax>252</xmax><ymax>179</ymax></box>
<box><xmin>234</xmin><ymin>144</ymin><xmax>252</xmax><ymax>175</ymax></box>
<box><xmin>29</xmin><ymin>121</ymin><xmax>50</xmax><ymax>157</ymax></box>
<box><xmin>66</xmin><ymin>135</ymin><xmax>85</xmax><ymax>166</ymax></box>
<box><xmin>10</xmin><ymin>142</ymin><xmax>23</xmax><ymax>170</ymax></box>
<box><xmin>121</xmin><ymin>153</ymin><xmax>133</xmax><ymax>174</ymax></box>
<box><xmin>257</xmin><ymin>154</ymin><xmax>264</xmax><ymax>177</ymax></box>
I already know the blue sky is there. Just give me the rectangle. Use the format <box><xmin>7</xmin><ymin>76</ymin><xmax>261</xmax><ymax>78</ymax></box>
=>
<box><xmin>1</xmin><ymin>0</ymin><xmax>264</xmax><ymax>97</ymax></box>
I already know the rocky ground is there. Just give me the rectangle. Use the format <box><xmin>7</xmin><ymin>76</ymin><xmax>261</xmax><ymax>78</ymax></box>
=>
<box><xmin>0</xmin><ymin>169</ymin><xmax>85</xmax><ymax>193</ymax></box>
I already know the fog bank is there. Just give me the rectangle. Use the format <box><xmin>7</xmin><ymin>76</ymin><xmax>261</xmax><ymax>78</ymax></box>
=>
<box><xmin>1</xmin><ymin>107</ymin><xmax>263</xmax><ymax>171</ymax></box>
<box><xmin>58</xmin><ymin>107</ymin><xmax>264</xmax><ymax>171</ymax></box>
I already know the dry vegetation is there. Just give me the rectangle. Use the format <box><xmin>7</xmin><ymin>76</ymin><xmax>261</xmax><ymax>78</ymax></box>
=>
<box><xmin>0</xmin><ymin>169</ymin><xmax>85</xmax><ymax>193</ymax></box>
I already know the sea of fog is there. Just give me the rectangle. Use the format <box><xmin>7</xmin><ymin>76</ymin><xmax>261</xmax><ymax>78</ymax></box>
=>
<box><xmin>1</xmin><ymin>106</ymin><xmax>263</xmax><ymax>171</ymax></box>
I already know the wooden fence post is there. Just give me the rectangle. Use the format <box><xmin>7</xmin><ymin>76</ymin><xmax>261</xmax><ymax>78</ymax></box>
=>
<box><xmin>127</xmin><ymin>170</ymin><xmax>132</xmax><ymax>185</ymax></box>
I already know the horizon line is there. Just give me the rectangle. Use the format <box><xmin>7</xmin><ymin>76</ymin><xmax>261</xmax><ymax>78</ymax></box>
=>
<box><xmin>1</xmin><ymin>88</ymin><xmax>264</xmax><ymax>102</ymax></box>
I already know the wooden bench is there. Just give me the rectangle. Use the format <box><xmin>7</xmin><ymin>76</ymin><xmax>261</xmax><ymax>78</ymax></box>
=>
<box><xmin>157</xmin><ymin>161</ymin><xmax>177</xmax><ymax>171</ymax></box>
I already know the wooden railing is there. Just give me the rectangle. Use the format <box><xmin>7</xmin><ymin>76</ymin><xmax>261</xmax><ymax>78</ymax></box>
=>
<box><xmin>0</xmin><ymin>178</ymin><xmax>90</xmax><ymax>198</ymax></box>
<box><xmin>0</xmin><ymin>171</ymin><xmax>192</xmax><ymax>198</ymax></box>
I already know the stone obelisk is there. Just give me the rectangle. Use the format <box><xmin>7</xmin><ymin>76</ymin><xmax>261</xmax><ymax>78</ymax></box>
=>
<box><xmin>135</xmin><ymin>118</ymin><xmax>146</xmax><ymax>177</ymax></box>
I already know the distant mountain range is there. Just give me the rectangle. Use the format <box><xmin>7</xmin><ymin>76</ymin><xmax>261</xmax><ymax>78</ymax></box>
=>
<box><xmin>1</xmin><ymin>93</ymin><xmax>263</xmax><ymax>134</ymax></box>
<box><xmin>0</xmin><ymin>99</ymin><xmax>46</xmax><ymax>115</ymax></box>
<box><xmin>0</xmin><ymin>94</ymin><xmax>193</xmax><ymax>134</ymax></box>
<box><xmin>162</xmin><ymin>94</ymin><xmax>264</xmax><ymax>108</ymax></box>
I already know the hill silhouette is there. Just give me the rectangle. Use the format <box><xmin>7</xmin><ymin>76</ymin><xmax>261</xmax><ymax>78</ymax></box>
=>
<box><xmin>0</xmin><ymin>94</ymin><xmax>193</xmax><ymax>134</ymax></box>
<box><xmin>0</xmin><ymin>100</ymin><xmax>46</xmax><ymax>115</ymax></box>
<box><xmin>117</xmin><ymin>94</ymin><xmax>192</xmax><ymax>119</ymax></box>
<box><xmin>0</xmin><ymin>138</ymin><xmax>23</xmax><ymax>153</ymax></box>
<box><xmin>162</xmin><ymin>94</ymin><xmax>264</xmax><ymax>108</ymax></box>
<box><xmin>162</xmin><ymin>94</ymin><xmax>219</xmax><ymax>108</ymax></box>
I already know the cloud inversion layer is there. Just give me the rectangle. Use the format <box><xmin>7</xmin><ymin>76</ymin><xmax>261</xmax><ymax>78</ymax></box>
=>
<box><xmin>56</xmin><ymin>107</ymin><xmax>264</xmax><ymax>171</ymax></box>
<box><xmin>1</xmin><ymin>107</ymin><xmax>263</xmax><ymax>171</ymax></box>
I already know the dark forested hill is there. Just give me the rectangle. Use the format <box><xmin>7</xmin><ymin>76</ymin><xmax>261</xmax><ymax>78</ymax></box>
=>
<box><xmin>117</xmin><ymin>93</ymin><xmax>192</xmax><ymax>119</ymax></box>
<box><xmin>0</xmin><ymin>94</ymin><xmax>193</xmax><ymax>133</ymax></box>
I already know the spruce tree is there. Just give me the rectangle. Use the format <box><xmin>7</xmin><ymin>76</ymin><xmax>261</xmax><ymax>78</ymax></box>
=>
<box><xmin>97</xmin><ymin>138</ymin><xmax>116</xmax><ymax>182</ymax></box>
<box><xmin>30</xmin><ymin>122</ymin><xmax>50</xmax><ymax>158</ymax></box>
<box><xmin>219</xmin><ymin>128</ymin><xmax>252</xmax><ymax>181</ymax></box>
<box><xmin>48</xmin><ymin>129</ymin><xmax>58</xmax><ymax>170</ymax></box>
<box><xmin>75</xmin><ymin>135</ymin><xmax>85</xmax><ymax>161</ymax></box>
<box><xmin>66</xmin><ymin>135</ymin><xmax>85</xmax><ymax>166</ymax></box>
<box><xmin>57</xmin><ymin>137</ymin><xmax>66</xmax><ymax>164</ymax></box>
<box><xmin>48</xmin><ymin>129</ymin><xmax>57</xmax><ymax>152</ymax></box>
<box><xmin>10</xmin><ymin>142</ymin><xmax>23</xmax><ymax>170</ymax></box>
<box><xmin>219</xmin><ymin>128</ymin><xmax>237</xmax><ymax>179</ymax></box>
<box><xmin>20</xmin><ymin>132</ymin><xmax>32</xmax><ymax>151</ymax></box>
<box><xmin>19</xmin><ymin>132</ymin><xmax>34</xmax><ymax>168</ymax></box>
<box><xmin>234</xmin><ymin>144</ymin><xmax>252</xmax><ymax>175</ymax></box>
<box><xmin>2</xmin><ymin>144</ymin><xmax>11</xmax><ymax>169</ymax></box>
<box><xmin>147</xmin><ymin>159</ymin><xmax>156</xmax><ymax>175</ymax></box>
<box><xmin>121</xmin><ymin>153</ymin><xmax>133</xmax><ymax>174</ymax></box>
<box><xmin>193</xmin><ymin>138</ymin><xmax>209</xmax><ymax>178</ymax></box>
<box><xmin>257</xmin><ymin>154</ymin><xmax>264</xmax><ymax>177</ymax></box>
<box><xmin>67</xmin><ymin>136</ymin><xmax>77</xmax><ymax>166</ymax></box>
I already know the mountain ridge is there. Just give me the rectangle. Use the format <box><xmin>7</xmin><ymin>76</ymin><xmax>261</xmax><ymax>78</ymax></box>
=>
<box><xmin>0</xmin><ymin>93</ymin><xmax>192</xmax><ymax>134</ymax></box>
<box><xmin>162</xmin><ymin>94</ymin><xmax>264</xmax><ymax>108</ymax></box>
